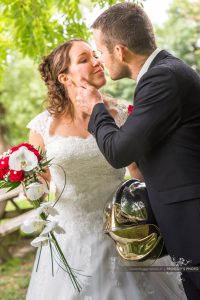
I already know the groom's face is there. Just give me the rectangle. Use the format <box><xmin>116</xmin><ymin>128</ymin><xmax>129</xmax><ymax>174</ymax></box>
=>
<box><xmin>93</xmin><ymin>29</ymin><xmax>130</xmax><ymax>80</ymax></box>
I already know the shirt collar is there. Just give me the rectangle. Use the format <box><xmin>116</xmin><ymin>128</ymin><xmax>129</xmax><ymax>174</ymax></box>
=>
<box><xmin>136</xmin><ymin>48</ymin><xmax>162</xmax><ymax>84</ymax></box>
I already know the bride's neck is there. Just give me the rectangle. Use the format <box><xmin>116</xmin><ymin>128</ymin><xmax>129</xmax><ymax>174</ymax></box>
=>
<box><xmin>61</xmin><ymin>108</ymin><xmax>89</xmax><ymax>124</ymax></box>
<box><xmin>70</xmin><ymin>95</ymin><xmax>89</xmax><ymax>121</ymax></box>
<box><xmin>68</xmin><ymin>90</ymin><xmax>91</xmax><ymax>121</ymax></box>
<box><xmin>73</xmin><ymin>109</ymin><xmax>89</xmax><ymax>122</ymax></box>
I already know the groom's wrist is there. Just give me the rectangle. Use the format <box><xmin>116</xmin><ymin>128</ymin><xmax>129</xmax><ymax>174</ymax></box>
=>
<box><xmin>88</xmin><ymin>103</ymin><xmax>106</xmax><ymax>134</ymax></box>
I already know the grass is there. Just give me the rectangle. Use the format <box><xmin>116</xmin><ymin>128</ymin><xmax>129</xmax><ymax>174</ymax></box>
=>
<box><xmin>6</xmin><ymin>199</ymin><xmax>33</xmax><ymax>211</ymax></box>
<box><xmin>0</xmin><ymin>195</ymin><xmax>39</xmax><ymax>299</ymax></box>
<box><xmin>0</xmin><ymin>193</ymin><xmax>56</xmax><ymax>226</ymax></box>
<box><xmin>6</xmin><ymin>192</ymin><xmax>56</xmax><ymax>212</ymax></box>
<box><xmin>0</xmin><ymin>198</ymin><xmax>33</xmax><ymax>225</ymax></box>
<box><xmin>0</xmin><ymin>251</ymin><xmax>35</xmax><ymax>300</ymax></box>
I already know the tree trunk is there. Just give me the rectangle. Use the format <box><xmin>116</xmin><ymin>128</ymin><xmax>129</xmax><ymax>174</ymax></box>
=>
<box><xmin>0</xmin><ymin>102</ymin><xmax>8</xmax><ymax>154</ymax></box>
<box><xmin>0</xmin><ymin>128</ymin><xmax>7</xmax><ymax>154</ymax></box>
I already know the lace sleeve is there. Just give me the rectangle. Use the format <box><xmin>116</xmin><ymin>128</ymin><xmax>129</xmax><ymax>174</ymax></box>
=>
<box><xmin>26</xmin><ymin>111</ymin><xmax>51</xmax><ymax>140</ymax></box>
<box><xmin>115</xmin><ymin>103</ymin><xmax>128</xmax><ymax>127</ymax></box>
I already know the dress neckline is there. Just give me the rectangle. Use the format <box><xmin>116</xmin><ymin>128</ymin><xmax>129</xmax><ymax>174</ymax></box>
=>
<box><xmin>46</xmin><ymin>112</ymin><xmax>93</xmax><ymax>141</ymax></box>
<box><xmin>48</xmin><ymin>134</ymin><xmax>93</xmax><ymax>141</ymax></box>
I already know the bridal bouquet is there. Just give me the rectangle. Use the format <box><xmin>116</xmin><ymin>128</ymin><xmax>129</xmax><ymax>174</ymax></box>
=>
<box><xmin>0</xmin><ymin>143</ymin><xmax>82</xmax><ymax>292</ymax></box>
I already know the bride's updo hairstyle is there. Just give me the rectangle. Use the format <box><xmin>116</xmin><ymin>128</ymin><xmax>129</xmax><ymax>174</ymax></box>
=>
<box><xmin>39</xmin><ymin>38</ymin><xmax>85</xmax><ymax>119</ymax></box>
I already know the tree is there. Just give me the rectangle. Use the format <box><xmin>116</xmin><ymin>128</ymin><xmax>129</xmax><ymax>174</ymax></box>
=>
<box><xmin>0</xmin><ymin>0</ymin><xmax>144</xmax><ymax>73</ymax></box>
<box><xmin>156</xmin><ymin>0</ymin><xmax>200</xmax><ymax>73</ymax></box>
<box><xmin>0</xmin><ymin>0</ymin><xmax>144</xmax><ymax>147</ymax></box>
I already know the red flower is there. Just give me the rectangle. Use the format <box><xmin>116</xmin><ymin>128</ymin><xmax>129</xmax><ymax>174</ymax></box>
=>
<box><xmin>10</xmin><ymin>143</ymin><xmax>41</xmax><ymax>161</ymax></box>
<box><xmin>0</xmin><ymin>156</ymin><xmax>9</xmax><ymax>168</ymax></box>
<box><xmin>9</xmin><ymin>170</ymin><xmax>25</xmax><ymax>182</ymax></box>
<box><xmin>10</xmin><ymin>146</ymin><xmax>20</xmax><ymax>153</ymax></box>
<box><xmin>0</xmin><ymin>169</ymin><xmax>7</xmax><ymax>180</ymax></box>
<box><xmin>128</xmin><ymin>105</ymin><xmax>134</xmax><ymax>116</ymax></box>
<box><xmin>0</xmin><ymin>156</ymin><xmax>9</xmax><ymax>179</ymax></box>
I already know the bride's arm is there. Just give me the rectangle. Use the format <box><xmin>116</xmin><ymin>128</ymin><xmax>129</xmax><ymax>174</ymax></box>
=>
<box><xmin>29</xmin><ymin>130</ymin><xmax>51</xmax><ymax>183</ymax></box>
<box><xmin>127</xmin><ymin>162</ymin><xmax>144</xmax><ymax>181</ymax></box>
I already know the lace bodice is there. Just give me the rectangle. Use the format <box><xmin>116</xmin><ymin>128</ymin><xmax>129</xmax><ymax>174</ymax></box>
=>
<box><xmin>27</xmin><ymin>103</ymin><xmax>128</xmax><ymax>144</ymax></box>
<box><xmin>27</xmin><ymin>104</ymin><xmax>127</xmax><ymax>227</ymax></box>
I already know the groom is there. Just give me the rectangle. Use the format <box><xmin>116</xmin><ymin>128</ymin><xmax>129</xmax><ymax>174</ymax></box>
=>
<box><xmin>76</xmin><ymin>3</ymin><xmax>200</xmax><ymax>299</ymax></box>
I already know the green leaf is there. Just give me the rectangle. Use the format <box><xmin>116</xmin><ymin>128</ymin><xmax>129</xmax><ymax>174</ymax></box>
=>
<box><xmin>7</xmin><ymin>182</ymin><xmax>21</xmax><ymax>192</ymax></box>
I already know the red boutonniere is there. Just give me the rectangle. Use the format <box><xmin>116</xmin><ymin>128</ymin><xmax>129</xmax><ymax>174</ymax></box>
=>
<box><xmin>128</xmin><ymin>105</ymin><xmax>134</xmax><ymax>116</ymax></box>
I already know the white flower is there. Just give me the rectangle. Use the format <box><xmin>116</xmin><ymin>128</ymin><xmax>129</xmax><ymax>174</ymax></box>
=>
<box><xmin>54</xmin><ymin>225</ymin><xmax>65</xmax><ymax>234</ymax></box>
<box><xmin>31</xmin><ymin>236</ymin><xmax>51</xmax><ymax>247</ymax></box>
<box><xmin>41</xmin><ymin>221</ymin><xmax>65</xmax><ymax>235</ymax></box>
<box><xmin>26</xmin><ymin>182</ymin><xmax>49</xmax><ymax>201</ymax></box>
<box><xmin>36</xmin><ymin>202</ymin><xmax>59</xmax><ymax>216</ymax></box>
<box><xmin>21</xmin><ymin>218</ymin><xmax>46</xmax><ymax>233</ymax></box>
<box><xmin>9</xmin><ymin>146</ymin><xmax>38</xmax><ymax>171</ymax></box>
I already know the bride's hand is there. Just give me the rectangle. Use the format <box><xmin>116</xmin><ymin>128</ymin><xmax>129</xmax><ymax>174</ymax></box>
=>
<box><xmin>76</xmin><ymin>79</ymin><xmax>103</xmax><ymax>115</ymax></box>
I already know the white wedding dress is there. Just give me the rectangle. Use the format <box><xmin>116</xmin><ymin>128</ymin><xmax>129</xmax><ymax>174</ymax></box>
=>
<box><xmin>26</xmin><ymin>108</ymin><xmax>186</xmax><ymax>300</ymax></box>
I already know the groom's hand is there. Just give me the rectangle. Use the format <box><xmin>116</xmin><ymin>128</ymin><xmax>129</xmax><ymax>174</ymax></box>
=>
<box><xmin>76</xmin><ymin>79</ymin><xmax>103</xmax><ymax>115</ymax></box>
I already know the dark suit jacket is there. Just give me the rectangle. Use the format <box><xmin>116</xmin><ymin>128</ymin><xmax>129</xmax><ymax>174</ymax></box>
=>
<box><xmin>88</xmin><ymin>50</ymin><xmax>200</xmax><ymax>262</ymax></box>
<box><xmin>88</xmin><ymin>50</ymin><xmax>200</xmax><ymax>204</ymax></box>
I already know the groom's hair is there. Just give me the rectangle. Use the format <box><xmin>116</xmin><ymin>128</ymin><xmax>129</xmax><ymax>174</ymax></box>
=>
<box><xmin>92</xmin><ymin>3</ymin><xmax>156</xmax><ymax>55</ymax></box>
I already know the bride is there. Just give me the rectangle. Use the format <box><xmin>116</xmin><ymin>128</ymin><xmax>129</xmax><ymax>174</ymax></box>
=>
<box><xmin>26</xmin><ymin>39</ymin><xmax>186</xmax><ymax>300</ymax></box>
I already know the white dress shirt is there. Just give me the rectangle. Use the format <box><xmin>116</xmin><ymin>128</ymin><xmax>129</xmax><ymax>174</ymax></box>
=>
<box><xmin>136</xmin><ymin>48</ymin><xmax>162</xmax><ymax>84</ymax></box>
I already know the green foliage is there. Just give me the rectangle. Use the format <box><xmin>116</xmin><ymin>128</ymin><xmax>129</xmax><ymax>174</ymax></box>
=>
<box><xmin>0</xmin><ymin>0</ymin><xmax>90</xmax><ymax>66</ymax></box>
<box><xmin>0</xmin><ymin>0</ymin><xmax>144</xmax><ymax>70</ymax></box>
<box><xmin>0</xmin><ymin>53</ymin><xmax>46</xmax><ymax>145</ymax></box>
<box><xmin>101</xmin><ymin>75</ymin><xmax>135</xmax><ymax>103</ymax></box>
<box><xmin>156</xmin><ymin>0</ymin><xmax>200</xmax><ymax>73</ymax></box>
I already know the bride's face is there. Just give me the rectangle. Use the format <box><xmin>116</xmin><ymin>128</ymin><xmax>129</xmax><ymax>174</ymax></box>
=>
<box><xmin>67</xmin><ymin>41</ymin><xmax>106</xmax><ymax>88</ymax></box>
